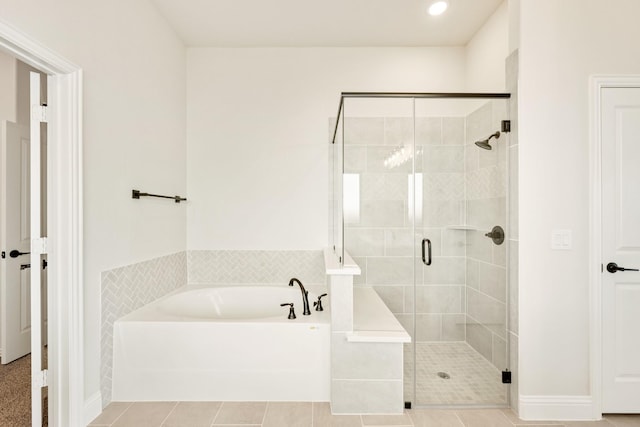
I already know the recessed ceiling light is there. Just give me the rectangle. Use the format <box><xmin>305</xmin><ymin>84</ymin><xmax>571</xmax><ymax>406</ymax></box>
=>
<box><xmin>428</xmin><ymin>1</ymin><xmax>449</xmax><ymax>16</ymax></box>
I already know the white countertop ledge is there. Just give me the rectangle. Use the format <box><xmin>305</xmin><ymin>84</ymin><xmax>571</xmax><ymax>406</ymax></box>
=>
<box><xmin>324</xmin><ymin>248</ymin><xmax>361</xmax><ymax>276</ymax></box>
<box><xmin>351</xmin><ymin>287</ymin><xmax>411</xmax><ymax>344</ymax></box>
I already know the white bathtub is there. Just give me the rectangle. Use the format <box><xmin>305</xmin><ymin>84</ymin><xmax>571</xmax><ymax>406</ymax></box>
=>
<box><xmin>111</xmin><ymin>285</ymin><xmax>331</xmax><ymax>402</ymax></box>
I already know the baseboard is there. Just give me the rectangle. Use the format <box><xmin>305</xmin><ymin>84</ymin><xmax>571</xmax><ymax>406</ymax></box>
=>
<box><xmin>84</xmin><ymin>391</ymin><xmax>102</xmax><ymax>426</ymax></box>
<box><xmin>519</xmin><ymin>395</ymin><xmax>596</xmax><ymax>421</ymax></box>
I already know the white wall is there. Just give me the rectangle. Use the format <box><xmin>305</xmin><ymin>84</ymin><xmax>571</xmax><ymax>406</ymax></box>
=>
<box><xmin>465</xmin><ymin>1</ymin><xmax>508</xmax><ymax>91</ymax></box>
<box><xmin>187</xmin><ymin>47</ymin><xmax>466</xmax><ymax>250</ymax></box>
<box><xmin>518</xmin><ymin>0</ymin><xmax>640</xmax><ymax>403</ymax></box>
<box><xmin>0</xmin><ymin>0</ymin><xmax>187</xmax><ymax>405</ymax></box>
<box><xmin>0</xmin><ymin>50</ymin><xmax>16</xmax><ymax>122</ymax></box>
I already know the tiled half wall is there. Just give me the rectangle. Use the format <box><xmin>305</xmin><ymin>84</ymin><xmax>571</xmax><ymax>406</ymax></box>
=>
<box><xmin>100</xmin><ymin>250</ymin><xmax>325</xmax><ymax>407</ymax></box>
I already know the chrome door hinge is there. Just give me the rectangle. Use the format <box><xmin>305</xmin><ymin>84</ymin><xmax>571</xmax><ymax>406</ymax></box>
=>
<box><xmin>32</xmin><ymin>237</ymin><xmax>48</xmax><ymax>255</ymax></box>
<box><xmin>35</xmin><ymin>369</ymin><xmax>48</xmax><ymax>388</ymax></box>
<box><xmin>32</xmin><ymin>104</ymin><xmax>48</xmax><ymax>123</ymax></box>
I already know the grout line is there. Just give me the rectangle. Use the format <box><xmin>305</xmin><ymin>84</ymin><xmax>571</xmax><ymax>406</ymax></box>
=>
<box><xmin>209</xmin><ymin>402</ymin><xmax>223</xmax><ymax>427</ymax></box>
<box><xmin>158</xmin><ymin>401</ymin><xmax>178</xmax><ymax>427</ymax></box>
<box><xmin>453</xmin><ymin>410</ymin><xmax>466</xmax><ymax>426</ymax></box>
<box><xmin>105</xmin><ymin>402</ymin><xmax>133</xmax><ymax>427</ymax></box>
<box><xmin>261</xmin><ymin>401</ymin><xmax>269</xmax><ymax>426</ymax></box>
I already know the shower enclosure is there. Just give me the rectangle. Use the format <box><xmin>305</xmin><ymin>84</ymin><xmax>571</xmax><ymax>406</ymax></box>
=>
<box><xmin>329</xmin><ymin>92</ymin><xmax>511</xmax><ymax>407</ymax></box>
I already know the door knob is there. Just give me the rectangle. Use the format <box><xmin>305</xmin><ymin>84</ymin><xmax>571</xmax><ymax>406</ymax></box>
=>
<box><xmin>606</xmin><ymin>262</ymin><xmax>639</xmax><ymax>273</ymax></box>
<box><xmin>9</xmin><ymin>250</ymin><xmax>30</xmax><ymax>258</ymax></box>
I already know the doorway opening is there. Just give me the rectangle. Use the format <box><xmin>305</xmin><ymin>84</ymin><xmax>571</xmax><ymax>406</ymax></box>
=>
<box><xmin>0</xmin><ymin>20</ymin><xmax>83</xmax><ymax>427</ymax></box>
<box><xmin>0</xmin><ymin>52</ymin><xmax>49</xmax><ymax>425</ymax></box>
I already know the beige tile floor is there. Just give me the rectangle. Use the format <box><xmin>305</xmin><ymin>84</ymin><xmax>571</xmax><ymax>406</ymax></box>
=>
<box><xmin>88</xmin><ymin>402</ymin><xmax>640</xmax><ymax>427</ymax></box>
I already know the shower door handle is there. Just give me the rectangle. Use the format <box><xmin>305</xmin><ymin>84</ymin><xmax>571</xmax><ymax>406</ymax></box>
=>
<box><xmin>421</xmin><ymin>238</ymin><xmax>432</xmax><ymax>266</ymax></box>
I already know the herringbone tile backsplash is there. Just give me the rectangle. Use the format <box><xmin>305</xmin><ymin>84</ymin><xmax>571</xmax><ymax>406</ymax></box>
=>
<box><xmin>187</xmin><ymin>250</ymin><xmax>325</xmax><ymax>285</ymax></box>
<box><xmin>100</xmin><ymin>249</ymin><xmax>325</xmax><ymax>407</ymax></box>
<box><xmin>100</xmin><ymin>251</ymin><xmax>187</xmax><ymax>406</ymax></box>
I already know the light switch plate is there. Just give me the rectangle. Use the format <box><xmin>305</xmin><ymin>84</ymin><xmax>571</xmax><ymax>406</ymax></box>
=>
<box><xmin>551</xmin><ymin>229</ymin><xmax>572</xmax><ymax>250</ymax></box>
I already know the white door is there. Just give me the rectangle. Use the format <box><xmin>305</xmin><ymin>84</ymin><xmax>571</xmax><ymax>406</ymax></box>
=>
<box><xmin>0</xmin><ymin>121</ymin><xmax>32</xmax><ymax>364</ymax></box>
<box><xmin>601</xmin><ymin>86</ymin><xmax>640</xmax><ymax>413</ymax></box>
<box><xmin>29</xmin><ymin>71</ymin><xmax>46</xmax><ymax>427</ymax></box>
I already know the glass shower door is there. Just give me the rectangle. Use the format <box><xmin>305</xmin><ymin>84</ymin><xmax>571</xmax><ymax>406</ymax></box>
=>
<box><xmin>413</xmin><ymin>97</ymin><xmax>510</xmax><ymax>406</ymax></box>
<box><xmin>339</xmin><ymin>94</ymin><xmax>510</xmax><ymax>408</ymax></box>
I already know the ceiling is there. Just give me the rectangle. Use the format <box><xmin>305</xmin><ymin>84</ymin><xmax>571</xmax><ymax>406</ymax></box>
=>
<box><xmin>151</xmin><ymin>0</ymin><xmax>505</xmax><ymax>47</ymax></box>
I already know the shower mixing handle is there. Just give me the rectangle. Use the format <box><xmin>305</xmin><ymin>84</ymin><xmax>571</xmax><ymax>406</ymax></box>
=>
<box><xmin>485</xmin><ymin>226</ymin><xmax>505</xmax><ymax>245</ymax></box>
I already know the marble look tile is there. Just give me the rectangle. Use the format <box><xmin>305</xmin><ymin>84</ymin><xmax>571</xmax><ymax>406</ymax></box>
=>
<box><xmin>345</xmin><ymin>228</ymin><xmax>385</xmax><ymax>257</ymax></box>
<box><xmin>425</xmin><ymin>146</ymin><xmax>464</xmax><ymax>173</ymax></box>
<box><xmin>162</xmin><ymin>402</ymin><xmax>221</xmax><ymax>427</ymax></box>
<box><xmin>213</xmin><ymin>402</ymin><xmax>267</xmax><ymax>425</ymax></box>
<box><xmin>385</xmin><ymin>228</ymin><xmax>424</xmax><ymax>257</ymax></box>
<box><xmin>88</xmin><ymin>402</ymin><xmax>132</xmax><ymax>426</ymax></box>
<box><xmin>111</xmin><ymin>402</ymin><xmax>176</xmax><ymax>427</ymax></box>
<box><xmin>466</xmin><ymin>102</ymin><xmax>493</xmax><ymax>146</ymax></box>
<box><xmin>422</xmin><ymin>257</ymin><xmax>465</xmax><ymax>285</ymax></box>
<box><xmin>344</xmin><ymin>146</ymin><xmax>367</xmax><ymax>173</ymax></box>
<box><xmin>442</xmin><ymin>314</ymin><xmax>466</xmax><ymax>341</ymax></box>
<box><xmin>455</xmin><ymin>409</ymin><xmax>513</xmax><ymax>427</ymax></box>
<box><xmin>357</xmin><ymin>200</ymin><xmax>405</xmax><ymax>228</ymax></box>
<box><xmin>412</xmin><ymin>286</ymin><xmax>463</xmax><ymax>314</ymax></box>
<box><xmin>312</xmin><ymin>402</ymin><xmax>362</xmax><ymax>427</ymax></box>
<box><xmin>478</xmin><ymin>262</ymin><xmax>507</xmax><ymax>303</ymax></box>
<box><xmin>423</xmin><ymin>200</ymin><xmax>464</xmax><ymax>227</ymax></box>
<box><xmin>441</xmin><ymin>228</ymin><xmax>466</xmax><ymax>256</ymax></box>
<box><xmin>366</xmin><ymin>146</ymin><xmax>413</xmax><ymax>173</ymax></box>
<box><xmin>345</xmin><ymin>118</ymin><xmax>385</xmax><ymax>145</ymax></box>
<box><xmin>467</xmin><ymin>288</ymin><xmax>507</xmax><ymax>338</ymax></box>
<box><xmin>492</xmin><ymin>334</ymin><xmax>507</xmax><ymax>369</ymax></box>
<box><xmin>366</xmin><ymin>257</ymin><xmax>414</xmax><ymax>285</ymax></box>
<box><xmin>466</xmin><ymin>316</ymin><xmax>493</xmax><ymax>362</ymax></box>
<box><xmin>361</xmin><ymin>412</ymin><xmax>413</xmax><ymax>426</ymax></box>
<box><xmin>467</xmin><ymin>258</ymin><xmax>479</xmax><ymax>290</ymax></box>
<box><xmin>385</xmin><ymin>117</ymin><xmax>414</xmax><ymax>146</ymax></box>
<box><xmin>409</xmin><ymin>409</ymin><xmax>463</xmax><ymax>426</ymax></box>
<box><xmin>416</xmin><ymin>117</ymin><xmax>442</xmax><ymax>145</ymax></box>
<box><xmin>262</xmin><ymin>402</ymin><xmax>311</xmax><ymax>427</ymax></box>
<box><xmin>442</xmin><ymin>117</ymin><xmax>465</xmax><ymax>146</ymax></box>
<box><xmin>331</xmin><ymin>333</ymin><xmax>403</xmax><ymax>380</ymax></box>
<box><xmin>603</xmin><ymin>415</ymin><xmax>640</xmax><ymax>427</ymax></box>
<box><xmin>373</xmin><ymin>286</ymin><xmax>405</xmax><ymax>313</ymax></box>
<box><xmin>331</xmin><ymin>379</ymin><xmax>403</xmax><ymax>414</ymax></box>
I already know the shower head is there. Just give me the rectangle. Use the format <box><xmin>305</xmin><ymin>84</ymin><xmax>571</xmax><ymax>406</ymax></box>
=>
<box><xmin>474</xmin><ymin>131</ymin><xmax>501</xmax><ymax>150</ymax></box>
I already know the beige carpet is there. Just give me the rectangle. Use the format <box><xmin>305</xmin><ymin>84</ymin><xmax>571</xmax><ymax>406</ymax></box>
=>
<box><xmin>0</xmin><ymin>354</ymin><xmax>47</xmax><ymax>427</ymax></box>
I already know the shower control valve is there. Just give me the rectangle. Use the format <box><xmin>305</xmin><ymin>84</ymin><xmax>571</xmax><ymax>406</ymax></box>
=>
<box><xmin>314</xmin><ymin>294</ymin><xmax>328</xmax><ymax>311</ymax></box>
<box><xmin>280</xmin><ymin>303</ymin><xmax>296</xmax><ymax>319</ymax></box>
<box><xmin>485</xmin><ymin>225</ymin><xmax>505</xmax><ymax>245</ymax></box>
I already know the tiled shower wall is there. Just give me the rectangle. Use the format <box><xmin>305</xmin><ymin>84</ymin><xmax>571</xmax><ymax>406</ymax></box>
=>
<box><xmin>464</xmin><ymin>101</ymin><xmax>508</xmax><ymax>371</ymax></box>
<box><xmin>100</xmin><ymin>251</ymin><xmax>187</xmax><ymax>406</ymax></box>
<box><xmin>343</xmin><ymin>116</ymin><xmax>467</xmax><ymax>342</ymax></box>
<box><xmin>100</xmin><ymin>250</ymin><xmax>324</xmax><ymax>406</ymax></box>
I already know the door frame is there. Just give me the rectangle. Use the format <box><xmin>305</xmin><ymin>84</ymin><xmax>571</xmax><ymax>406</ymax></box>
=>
<box><xmin>589</xmin><ymin>75</ymin><xmax>640</xmax><ymax>418</ymax></box>
<box><xmin>0</xmin><ymin>19</ymin><xmax>84</xmax><ymax>427</ymax></box>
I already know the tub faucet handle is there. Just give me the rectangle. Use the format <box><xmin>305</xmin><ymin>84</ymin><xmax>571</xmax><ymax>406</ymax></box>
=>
<box><xmin>280</xmin><ymin>303</ymin><xmax>296</xmax><ymax>319</ymax></box>
<box><xmin>314</xmin><ymin>294</ymin><xmax>328</xmax><ymax>311</ymax></box>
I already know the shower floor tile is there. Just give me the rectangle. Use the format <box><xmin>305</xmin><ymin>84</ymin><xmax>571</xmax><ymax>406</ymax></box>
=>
<box><xmin>404</xmin><ymin>342</ymin><xmax>508</xmax><ymax>405</ymax></box>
